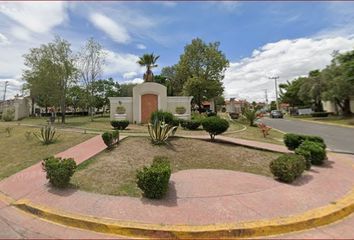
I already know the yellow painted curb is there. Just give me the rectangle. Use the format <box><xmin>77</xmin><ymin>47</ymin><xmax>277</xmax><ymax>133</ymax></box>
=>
<box><xmin>13</xmin><ymin>188</ymin><xmax>354</xmax><ymax>239</ymax></box>
<box><xmin>0</xmin><ymin>191</ymin><xmax>15</xmax><ymax>205</ymax></box>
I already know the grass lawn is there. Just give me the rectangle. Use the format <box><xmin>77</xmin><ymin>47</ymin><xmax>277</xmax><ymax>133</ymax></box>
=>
<box><xmin>71</xmin><ymin>136</ymin><xmax>281</xmax><ymax>197</ymax></box>
<box><xmin>17</xmin><ymin>114</ymin><xmax>284</xmax><ymax>144</ymax></box>
<box><xmin>289</xmin><ymin>115</ymin><xmax>354</xmax><ymax>127</ymax></box>
<box><xmin>18</xmin><ymin>115</ymin><xmax>113</xmax><ymax>131</ymax></box>
<box><xmin>0</xmin><ymin>123</ymin><xmax>94</xmax><ymax>180</ymax></box>
<box><xmin>220</xmin><ymin>115</ymin><xmax>284</xmax><ymax>145</ymax></box>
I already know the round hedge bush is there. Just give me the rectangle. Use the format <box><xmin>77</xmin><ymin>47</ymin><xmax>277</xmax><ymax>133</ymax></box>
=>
<box><xmin>201</xmin><ymin>116</ymin><xmax>229</xmax><ymax>140</ymax></box>
<box><xmin>295</xmin><ymin>140</ymin><xmax>326</xmax><ymax>166</ymax></box>
<box><xmin>111</xmin><ymin>120</ymin><xmax>129</xmax><ymax>130</ymax></box>
<box><xmin>42</xmin><ymin>156</ymin><xmax>77</xmax><ymax>188</ymax></box>
<box><xmin>150</xmin><ymin>110</ymin><xmax>174</xmax><ymax>125</ymax></box>
<box><xmin>283</xmin><ymin>133</ymin><xmax>326</xmax><ymax>150</ymax></box>
<box><xmin>136</xmin><ymin>156</ymin><xmax>172</xmax><ymax>199</ymax></box>
<box><xmin>270</xmin><ymin>154</ymin><xmax>306</xmax><ymax>183</ymax></box>
<box><xmin>180</xmin><ymin>119</ymin><xmax>201</xmax><ymax>130</ymax></box>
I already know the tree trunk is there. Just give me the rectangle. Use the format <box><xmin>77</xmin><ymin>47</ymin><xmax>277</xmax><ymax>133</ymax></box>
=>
<box><xmin>342</xmin><ymin>97</ymin><xmax>352</xmax><ymax>116</ymax></box>
<box><xmin>31</xmin><ymin>97</ymin><xmax>35</xmax><ymax>116</ymax></box>
<box><xmin>335</xmin><ymin>97</ymin><xmax>352</xmax><ymax>116</ymax></box>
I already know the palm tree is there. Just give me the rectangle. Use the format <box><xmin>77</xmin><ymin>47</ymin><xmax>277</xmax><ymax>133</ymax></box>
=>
<box><xmin>137</xmin><ymin>53</ymin><xmax>159</xmax><ymax>82</ymax></box>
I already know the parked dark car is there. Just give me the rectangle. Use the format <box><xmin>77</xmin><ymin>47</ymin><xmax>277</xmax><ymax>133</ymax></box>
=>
<box><xmin>270</xmin><ymin>110</ymin><xmax>283</xmax><ymax>118</ymax></box>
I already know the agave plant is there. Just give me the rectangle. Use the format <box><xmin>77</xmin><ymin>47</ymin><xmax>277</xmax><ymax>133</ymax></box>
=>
<box><xmin>147</xmin><ymin>119</ymin><xmax>177</xmax><ymax>145</ymax></box>
<box><xmin>34</xmin><ymin>125</ymin><xmax>58</xmax><ymax>145</ymax></box>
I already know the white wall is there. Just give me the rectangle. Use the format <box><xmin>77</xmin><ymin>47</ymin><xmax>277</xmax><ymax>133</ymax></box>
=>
<box><xmin>167</xmin><ymin>96</ymin><xmax>193</xmax><ymax>120</ymax></box>
<box><xmin>109</xmin><ymin>82</ymin><xmax>193</xmax><ymax>123</ymax></box>
<box><xmin>108</xmin><ymin>97</ymin><xmax>133</xmax><ymax>122</ymax></box>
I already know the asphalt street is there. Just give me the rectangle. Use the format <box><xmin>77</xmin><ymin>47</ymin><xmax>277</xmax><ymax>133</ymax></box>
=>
<box><xmin>261</xmin><ymin>117</ymin><xmax>354</xmax><ymax>154</ymax></box>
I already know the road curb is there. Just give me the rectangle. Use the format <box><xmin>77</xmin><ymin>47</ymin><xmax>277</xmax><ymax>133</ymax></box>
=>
<box><xmin>287</xmin><ymin>117</ymin><xmax>354</xmax><ymax>129</ymax></box>
<box><xmin>12</xmin><ymin>187</ymin><xmax>354</xmax><ymax>239</ymax></box>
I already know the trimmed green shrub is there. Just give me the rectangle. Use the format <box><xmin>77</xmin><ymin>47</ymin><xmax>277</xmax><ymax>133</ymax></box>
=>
<box><xmin>2</xmin><ymin>108</ymin><xmax>15</xmax><ymax>121</ymax></box>
<box><xmin>102</xmin><ymin>130</ymin><xmax>119</xmax><ymax>149</ymax></box>
<box><xmin>42</xmin><ymin>156</ymin><xmax>76</xmax><ymax>188</ymax></box>
<box><xmin>180</xmin><ymin>119</ymin><xmax>201</xmax><ymax>130</ymax></box>
<box><xmin>175</xmin><ymin>106</ymin><xmax>186</xmax><ymax>114</ymax></box>
<box><xmin>34</xmin><ymin>125</ymin><xmax>58</xmax><ymax>145</ymax></box>
<box><xmin>294</xmin><ymin>148</ymin><xmax>312</xmax><ymax>170</ymax></box>
<box><xmin>311</xmin><ymin>112</ymin><xmax>329</xmax><ymax>117</ymax></box>
<box><xmin>270</xmin><ymin>154</ymin><xmax>306</xmax><ymax>183</ymax></box>
<box><xmin>170</xmin><ymin>118</ymin><xmax>180</xmax><ymax>127</ymax></box>
<box><xmin>295</xmin><ymin>140</ymin><xmax>327</xmax><ymax>166</ymax></box>
<box><xmin>136</xmin><ymin>156</ymin><xmax>172</xmax><ymax>199</ymax></box>
<box><xmin>111</xmin><ymin>120</ymin><xmax>129</xmax><ymax>130</ymax></box>
<box><xmin>202</xmin><ymin>116</ymin><xmax>229</xmax><ymax>140</ymax></box>
<box><xmin>283</xmin><ymin>133</ymin><xmax>326</xmax><ymax>150</ymax></box>
<box><xmin>150</xmin><ymin>110</ymin><xmax>174</xmax><ymax>125</ymax></box>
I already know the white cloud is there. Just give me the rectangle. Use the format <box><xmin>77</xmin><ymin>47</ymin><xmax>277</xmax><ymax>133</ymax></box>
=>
<box><xmin>207</xmin><ymin>1</ymin><xmax>240</xmax><ymax>13</ymax></box>
<box><xmin>123</xmin><ymin>72</ymin><xmax>138</xmax><ymax>79</ymax></box>
<box><xmin>123</xmin><ymin>78</ymin><xmax>144</xmax><ymax>84</ymax></box>
<box><xmin>89</xmin><ymin>12</ymin><xmax>130</xmax><ymax>44</ymax></box>
<box><xmin>0</xmin><ymin>2</ymin><xmax>67</xmax><ymax>34</ymax></box>
<box><xmin>103</xmin><ymin>49</ymin><xmax>145</xmax><ymax>77</ymax></box>
<box><xmin>224</xmin><ymin>36</ymin><xmax>354</xmax><ymax>101</ymax></box>
<box><xmin>10</xmin><ymin>26</ymin><xmax>31</xmax><ymax>41</ymax></box>
<box><xmin>136</xmin><ymin>43</ymin><xmax>147</xmax><ymax>50</ymax></box>
<box><xmin>0</xmin><ymin>33</ymin><xmax>10</xmax><ymax>45</ymax></box>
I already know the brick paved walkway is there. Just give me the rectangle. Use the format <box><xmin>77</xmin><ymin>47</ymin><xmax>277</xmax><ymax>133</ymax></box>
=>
<box><xmin>0</xmin><ymin>134</ymin><xmax>353</xmax><ymax>238</ymax></box>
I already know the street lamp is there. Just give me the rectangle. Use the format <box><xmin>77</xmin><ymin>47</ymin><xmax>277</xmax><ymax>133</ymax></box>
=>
<box><xmin>268</xmin><ymin>76</ymin><xmax>279</xmax><ymax>110</ymax></box>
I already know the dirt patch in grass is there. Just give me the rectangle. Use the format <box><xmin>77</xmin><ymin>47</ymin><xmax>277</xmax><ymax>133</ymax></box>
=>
<box><xmin>0</xmin><ymin>124</ymin><xmax>94</xmax><ymax>180</ymax></box>
<box><xmin>71</xmin><ymin>137</ymin><xmax>281</xmax><ymax>197</ymax></box>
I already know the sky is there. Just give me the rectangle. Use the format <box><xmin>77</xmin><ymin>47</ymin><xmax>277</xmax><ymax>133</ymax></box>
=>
<box><xmin>1</xmin><ymin>1</ymin><xmax>354</xmax><ymax>102</ymax></box>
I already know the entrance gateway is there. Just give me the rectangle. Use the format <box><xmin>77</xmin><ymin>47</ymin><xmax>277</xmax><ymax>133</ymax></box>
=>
<box><xmin>109</xmin><ymin>82</ymin><xmax>193</xmax><ymax>124</ymax></box>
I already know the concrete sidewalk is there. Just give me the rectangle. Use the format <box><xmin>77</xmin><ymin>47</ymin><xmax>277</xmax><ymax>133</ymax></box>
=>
<box><xmin>0</xmin><ymin>134</ymin><xmax>354</xmax><ymax>238</ymax></box>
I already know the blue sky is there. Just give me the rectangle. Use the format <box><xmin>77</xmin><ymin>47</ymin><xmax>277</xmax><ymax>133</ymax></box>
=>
<box><xmin>1</xmin><ymin>1</ymin><xmax>354</xmax><ymax>101</ymax></box>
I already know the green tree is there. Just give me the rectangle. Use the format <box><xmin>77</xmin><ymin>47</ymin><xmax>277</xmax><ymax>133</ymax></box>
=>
<box><xmin>298</xmin><ymin>70</ymin><xmax>324</xmax><ymax>112</ymax></box>
<box><xmin>66</xmin><ymin>86</ymin><xmax>88</xmax><ymax>114</ymax></box>
<box><xmin>137</xmin><ymin>53</ymin><xmax>159</xmax><ymax>82</ymax></box>
<box><xmin>183</xmin><ymin>76</ymin><xmax>223</xmax><ymax>111</ymax></box>
<box><xmin>119</xmin><ymin>83</ymin><xmax>137</xmax><ymax>97</ymax></box>
<box><xmin>161</xmin><ymin>65</ymin><xmax>183</xmax><ymax>96</ymax></box>
<box><xmin>177</xmin><ymin>38</ymin><xmax>229</xmax><ymax>111</ymax></box>
<box><xmin>279</xmin><ymin>77</ymin><xmax>311</xmax><ymax>108</ymax></box>
<box><xmin>322</xmin><ymin>50</ymin><xmax>354</xmax><ymax>115</ymax></box>
<box><xmin>91</xmin><ymin>78</ymin><xmax>120</xmax><ymax>113</ymax></box>
<box><xmin>77</xmin><ymin>38</ymin><xmax>106</xmax><ymax>121</ymax></box>
<box><xmin>23</xmin><ymin>36</ymin><xmax>77</xmax><ymax>123</ymax></box>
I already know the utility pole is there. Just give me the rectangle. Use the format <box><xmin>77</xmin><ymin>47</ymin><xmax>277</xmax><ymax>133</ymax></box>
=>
<box><xmin>264</xmin><ymin>89</ymin><xmax>269</xmax><ymax>110</ymax></box>
<box><xmin>268</xmin><ymin>76</ymin><xmax>279</xmax><ymax>110</ymax></box>
<box><xmin>3</xmin><ymin>81</ymin><xmax>9</xmax><ymax>101</ymax></box>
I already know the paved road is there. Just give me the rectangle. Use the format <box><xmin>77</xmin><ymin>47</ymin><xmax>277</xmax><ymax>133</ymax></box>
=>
<box><xmin>261</xmin><ymin>118</ymin><xmax>354</xmax><ymax>154</ymax></box>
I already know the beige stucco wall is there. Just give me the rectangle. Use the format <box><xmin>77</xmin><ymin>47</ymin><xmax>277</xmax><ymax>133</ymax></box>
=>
<box><xmin>108</xmin><ymin>97</ymin><xmax>133</xmax><ymax>122</ymax></box>
<box><xmin>14</xmin><ymin>98</ymin><xmax>29</xmax><ymax>120</ymax></box>
<box><xmin>167</xmin><ymin>96</ymin><xmax>193</xmax><ymax>120</ymax></box>
<box><xmin>109</xmin><ymin>82</ymin><xmax>193</xmax><ymax>123</ymax></box>
<box><xmin>133</xmin><ymin>82</ymin><xmax>168</xmax><ymax>123</ymax></box>
<box><xmin>322</xmin><ymin>100</ymin><xmax>336</xmax><ymax>113</ymax></box>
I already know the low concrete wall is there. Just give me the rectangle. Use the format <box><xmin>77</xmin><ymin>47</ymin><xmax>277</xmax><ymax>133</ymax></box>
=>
<box><xmin>108</xmin><ymin>97</ymin><xmax>133</xmax><ymax>122</ymax></box>
<box><xmin>167</xmin><ymin>96</ymin><xmax>193</xmax><ymax>120</ymax></box>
